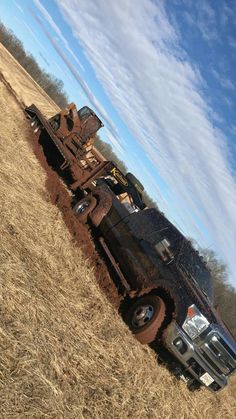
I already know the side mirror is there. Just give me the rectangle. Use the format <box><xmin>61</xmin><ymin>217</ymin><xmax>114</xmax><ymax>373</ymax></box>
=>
<box><xmin>155</xmin><ymin>239</ymin><xmax>174</xmax><ymax>264</ymax></box>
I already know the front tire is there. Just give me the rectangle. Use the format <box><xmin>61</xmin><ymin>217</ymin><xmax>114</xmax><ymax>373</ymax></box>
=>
<box><xmin>125</xmin><ymin>295</ymin><xmax>166</xmax><ymax>344</ymax></box>
<box><xmin>73</xmin><ymin>196</ymin><xmax>97</xmax><ymax>223</ymax></box>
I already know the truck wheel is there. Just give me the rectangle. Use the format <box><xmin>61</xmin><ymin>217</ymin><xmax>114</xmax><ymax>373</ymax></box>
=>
<box><xmin>125</xmin><ymin>295</ymin><xmax>166</xmax><ymax>344</ymax></box>
<box><xmin>126</xmin><ymin>172</ymin><xmax>144</xmax><ymax>193</ymax></box>
<box><xmin>73</xmin><ymin>196</ymin><xmax>97</xmax><ymax>223</ymax></box>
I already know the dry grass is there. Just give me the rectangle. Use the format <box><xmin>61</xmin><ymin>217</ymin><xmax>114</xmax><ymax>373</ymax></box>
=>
<box><xmin>0</xmin><ymin>43</ymin><xmax>59</xmax><ymax>115</ymax></box>
<box><xmin>0</xmin><ymin>47</ymin><xmax>236</xmax><ymax>418</ymax></box>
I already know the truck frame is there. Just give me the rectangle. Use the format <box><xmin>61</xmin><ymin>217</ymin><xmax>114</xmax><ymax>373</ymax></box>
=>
<box><xmin>25</xmin><ymin>103</ymin><xmax>236</xmax><ymax>393</ymax></box>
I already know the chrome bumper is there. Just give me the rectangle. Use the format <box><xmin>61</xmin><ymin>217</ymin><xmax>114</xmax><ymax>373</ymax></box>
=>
<box><xmin>164</xmin><ymin>321</ymin><xmax>228</xmax><ymax>392</ymax></box>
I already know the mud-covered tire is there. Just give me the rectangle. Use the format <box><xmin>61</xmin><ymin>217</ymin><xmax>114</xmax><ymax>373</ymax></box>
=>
<box><xmin>126</xmin><ymin>172</ymin><xmax>144</xmax><ymax>193</ymax></box>
<box><xmin>125</xmin><ymin>295</ymin><xmax>166</xmax><ymax>344</ymax></box>
<box><xmin>73</xmin><ymin>196</ymin><xmax>97</xmax><ymax>223</ymax></box>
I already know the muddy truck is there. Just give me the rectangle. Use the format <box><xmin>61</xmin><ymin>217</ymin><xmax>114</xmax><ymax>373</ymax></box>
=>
<box><xmin>25</xmin><ymin>103</ymin><xmax>236</xmax><ymax>393</ymax></box>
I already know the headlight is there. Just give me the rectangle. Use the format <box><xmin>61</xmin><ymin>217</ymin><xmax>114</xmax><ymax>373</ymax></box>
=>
<box><xmin>182</xmin><ymin>305</ymin><xmax>209</xmax><ymax>340</ymax></box>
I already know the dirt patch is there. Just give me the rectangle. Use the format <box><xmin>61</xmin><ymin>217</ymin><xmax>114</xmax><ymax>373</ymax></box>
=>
<box><xmin>0</xmin><ymin>43</ymin><xmax>121</xmax><ymax>307</ymax></box>
<box><xmin>0</xmin><ymin>43</ymin><xmax>120</xmax><ymax>307</ymax></box>
<box><xmin>25</xmin><ymin>120</ymin><xmax>121</xmax><ymax>308</ymax></box>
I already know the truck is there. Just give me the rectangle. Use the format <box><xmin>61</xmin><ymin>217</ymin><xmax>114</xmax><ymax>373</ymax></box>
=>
<box><xmin>25</xmin><ymin>102</ymin><xmax>236</xmax><ymax>393</ymax></box>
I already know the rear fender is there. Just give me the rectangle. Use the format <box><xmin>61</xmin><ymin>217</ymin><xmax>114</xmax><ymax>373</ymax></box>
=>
<box><xmin>89</xmin><ymin>187</ymin><xmax>113</xmax><ymax>227</ymax></box>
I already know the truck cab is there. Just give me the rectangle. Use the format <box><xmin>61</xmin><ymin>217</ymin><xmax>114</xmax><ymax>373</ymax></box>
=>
<box><xmin>74</xmin><ymin>181</ymin><xmax>236</xmax><ymax>392</ymax></box>
<box><xmin>49</xmin><ymin>104</ymin><xmax>104</xmax><ymax>144</ymax></box>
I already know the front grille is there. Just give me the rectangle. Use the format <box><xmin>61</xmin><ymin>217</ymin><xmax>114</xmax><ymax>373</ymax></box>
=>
<box><xmin>218</xmin><ymin>337</ymin><xmax>236</xmax><ymax>362</ymax></box>
<box><xmin>200</xmin><ymin>351</ymin><xmax>222</xmax><ymax>375</ymax></box>
<box><xmin>187</xmin><ymin>357</ymin><xmax>223</xmax><ymax>392</ymax></box>
<box><xmin>200</xmin><ymin>334</ymin><xmax>236</xmax><ymax>376</ymax></box>
<box><xmin>187</xmin><ymin>357</ymin><xmax>205</xmax><ymax>376</ymax></box>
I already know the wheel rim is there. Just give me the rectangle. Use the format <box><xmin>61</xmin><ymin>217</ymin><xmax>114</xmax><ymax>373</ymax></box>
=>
<box><xmin>75</xmin><ymin>201</ymin><xmax>90</xmax><ymax>214</ymax></box>
<box><xmin>131</xmin><ymin>304</ymin><xmax>154</xmax><ymax>328</ymax></box>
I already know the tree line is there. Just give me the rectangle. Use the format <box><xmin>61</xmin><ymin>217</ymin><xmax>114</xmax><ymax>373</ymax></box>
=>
<box><xmin>1</xmin><ymin>21</ymin><xmax>235</xmax><ymax>338</ymax></box>
<box><xmin>0</xmin><ymin>21</ymin><xmax>68</xmax><ymax>108</ymax></box>
<box><xmin>200</xmin><ymin>248</ymin><xmax>236</xmax><ymax>338</ymax></box>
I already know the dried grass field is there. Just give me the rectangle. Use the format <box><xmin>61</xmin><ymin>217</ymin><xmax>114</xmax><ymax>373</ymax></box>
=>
<box><xmin>0</xmin><ymin>44</ymin><xmax>235</xmax><ymax>418</ymax></box>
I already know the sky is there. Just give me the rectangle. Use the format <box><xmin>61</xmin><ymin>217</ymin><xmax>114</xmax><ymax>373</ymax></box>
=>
<box><xmin>0</xmin><ymin>0</ymin><xmax>236</xmax><ymax>287</ymax></box>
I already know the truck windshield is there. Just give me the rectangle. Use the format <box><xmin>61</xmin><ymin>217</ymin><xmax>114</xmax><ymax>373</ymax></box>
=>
<box><xmin>78</xmin><ymin>106</ymin><xmax>92</xmax><ymax>120</ymax></box>
<box><xmin>78</xmin><ymin>107</ymin><xmax>103</xmax><ymax>139</ymax></box>
<box><xmin>177</xmin><ymin>241</ymin><xmax>214</xmax><ymax>302</ymax></box>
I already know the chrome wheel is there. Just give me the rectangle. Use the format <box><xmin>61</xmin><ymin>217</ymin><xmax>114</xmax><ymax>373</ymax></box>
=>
<box><xmin>131</xmin><ymin>304</ymin><xmax>154</xmax><ymax>328</ymax></box>
<box><xmin>73</xmin><ymin>195</ymin><xmax>97</xmax><ymax>223</ymax></box>
<box><xmin>125</xmin><ymin>295</ymin><xmax>166</xmax><ymax>344</ymax></box>
<box><xmin>75</xmin><ymin>201</ymin><xmax>90</xmax><ymax>214</ymax></box>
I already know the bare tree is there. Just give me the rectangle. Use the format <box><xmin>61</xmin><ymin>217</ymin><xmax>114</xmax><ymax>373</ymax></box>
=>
<box><xmin>200</xmin><ymin>248</ymin><xmax>236</xmax><ymax>338</ymax></box>
<box><xmin>0</xmin><ymin>22</ymin><xmax>68</xmax><ymax>108</ymax></box>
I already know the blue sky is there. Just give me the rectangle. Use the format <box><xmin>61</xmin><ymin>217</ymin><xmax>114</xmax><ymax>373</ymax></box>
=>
<box><xmin>1</xmin><ymin>0</ymin><xmax>236</xmax><ymax>287</ymax></box>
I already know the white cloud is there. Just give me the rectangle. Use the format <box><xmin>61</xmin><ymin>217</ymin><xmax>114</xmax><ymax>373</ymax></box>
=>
<box><xmin>33</xmin><ymin>0</ymin><xmax>84</xmax><ymax>71</ymax></box>
<box><xmin>15</xmin><ymin>18</ymin><xmax>49</xmax><ymax>58</ymax></box>
<box><xmin>14</xmin><ymin>1</ymin><xmax>24</xmax><ymax>14</ymax></box>
<box><xmin>212</xmin><ymin>69</ymin><xmax>235</xmax><ymax>90</ymax></box>
<box><xmin>223</xmin><ymin>96</ymin><xmax>233</xmax><ymax>109</ymax></box>
<box><xmin>104</xmin><ymin>129</ymin><xmax>126</xmax><ymax>156</ymax></box>
<box><xmin>231</xmin><ymin>125</ymin><xmax>236</xmax><ymax>135</ymax></box>
<box><xmin>222</xmin><ymin>3</ymin><xmax>236</xmax><ymax>27</ymax></box>
<box><xmin>51</xmin><ymin>60</ymin><xmax>74</xmax><ymax>83</ymax></box>
<box><xmin>228</xmin><ymin>36</ymin><xmax>236</xmax><ymax>49</ymax></box>
<box><xmin>195</xmin><ymin>1</ymin><xmax>218</xmax><ymax>42</ymax></box>
<box><xmin>31</xmin><ymin>12</ymin><xmax>120</xmax><ymax>143</ymax></box>
<box><xmin>55</xmin><ymin>0</ymin><xmax>236</xmax><ymax>286</ymax></box>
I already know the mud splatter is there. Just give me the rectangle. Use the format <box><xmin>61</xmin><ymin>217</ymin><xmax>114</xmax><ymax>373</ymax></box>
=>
<box><xmin>25</xmin><ymin>121</ymin><xmax>121</xmax><ymax>308</ymax></box>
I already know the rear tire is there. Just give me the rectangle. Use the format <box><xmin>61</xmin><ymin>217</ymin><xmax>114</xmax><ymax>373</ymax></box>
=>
<box><xmin>125</xmin><ymin>295</ymin><xmax>166</xmax><ymax>344</ymax></box>
<box><xmin>126</xmin><ymin>172</ymin><xmax>144</xmax><ymax>193</ymax></box>
<box><xmin>73</xmin><ymin>196</ymin><xmax>97</xmax><ymax>223</ymax></box>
